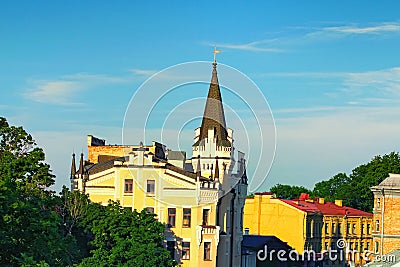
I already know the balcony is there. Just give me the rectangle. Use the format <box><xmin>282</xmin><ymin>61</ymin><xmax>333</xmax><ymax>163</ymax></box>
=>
<box><xmin>196</xmin><ymin>225</ymin><xmax>221</xmax><ymax>246</ymax></box>
<box><xmin>198</xmin><ymin>182</ymin><xmax>220</xmax><ymax>204</ymax></box>
<box><xmin>202</xmin><ymin>225</ymin><xmax>217</xmax><ymax>235</ymax></box>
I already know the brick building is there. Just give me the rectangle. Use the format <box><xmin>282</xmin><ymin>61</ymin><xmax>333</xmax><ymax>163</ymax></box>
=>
<box><xmin>371</xmin><ymin>173</ymin><xmax>400</xmax><ymax>256</ymax></box>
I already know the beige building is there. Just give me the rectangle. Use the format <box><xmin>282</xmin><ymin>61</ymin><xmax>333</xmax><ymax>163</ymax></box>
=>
<box><xmin>71</xmin><ymin>60</ymin><xmax>248</xmax><ymax>267</ymax></box>
<box><xmin>371</xmin><ymin>173</ymin><xmax>400</xmax><ymax>257</ymax></box>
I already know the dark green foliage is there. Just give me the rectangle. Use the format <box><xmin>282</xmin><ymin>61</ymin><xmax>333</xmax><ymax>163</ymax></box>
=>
<box><xmin>0</xmin><ymin>117</ymin><xmax>76</xmax><ymax>266</ymax></box>
<box><xmin>270</xmin><ymin>184</ymin><xmax>312</xmax><ymax>199</ymax></box>
<box><xmin>312</xmin><ymin>152</ymin><xmax>400</xmax><ymax>212</ymax></box>
<box><xmin>78</xmin><ymin>201</ymin><xmax>175</xmax><ymax>267</ymax></box>
<box><xmin>0</xmin><ymin>117</ymin><xmax>175</xmax><ymax>266</ymax></box>
<box><xmin>312</xmin><ymin>173</ymin><xmax>350</xmax><ymax>203</ymax></box>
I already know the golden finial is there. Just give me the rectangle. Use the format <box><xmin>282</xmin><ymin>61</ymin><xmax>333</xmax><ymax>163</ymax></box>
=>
<box><xmin>213</xmin><ymin>44</ymin><xmax>221</xmax><ymax>63</ymax></box>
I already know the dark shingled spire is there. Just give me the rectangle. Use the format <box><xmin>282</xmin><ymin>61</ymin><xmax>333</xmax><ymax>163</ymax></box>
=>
<box><xmin>77</xmin><ymin>153</ymin><xmax>84</xmax><ymax>176</ymax></box>
<box><xmin>198</xmin><ymin>62</ymin><xmax>230</xmax><ymax>146</ymax></box>
<box><xmin>70</xmin><ymin>153</ymin><xmax>76</xmax><ymax>178</ymax></box>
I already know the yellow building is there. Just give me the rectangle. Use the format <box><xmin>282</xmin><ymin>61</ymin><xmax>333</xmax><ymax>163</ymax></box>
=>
<box><xmin>244</xmin><ymin>193</ymin><xmax>372</xmax><ymax>266</ymax></box>
<box><xmin>371</xmin><ymin>173</ymin><xmax>400</xmax><ymax>257</ymax></box>
<box><xmin>71</xmin><ymin>60</ymin><xmax>248</xmax><ymax>267</ymax></box>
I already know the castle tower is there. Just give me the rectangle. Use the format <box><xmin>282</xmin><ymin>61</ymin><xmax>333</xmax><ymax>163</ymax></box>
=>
<box><xmin>192</xmin><ymin>51</ymin><xmax>247</xmax><ymax>267</ymax></box>
<box><xmin>192</xmin><ymin>59</ymin><xmax>235</xmax><ymax>189</ymax></box>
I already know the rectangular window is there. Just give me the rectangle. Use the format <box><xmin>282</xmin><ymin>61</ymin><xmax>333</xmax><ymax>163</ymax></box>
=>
<box><xmin>338</xmin><ymin>223</ymin><xmax>342</xmax><ymax>234</ymax></box>
<box><xmin>361</xmin><ymin>224</ymin><xmax>364</xmax><ymax>234</ymax></box>
<box><xmin>203</xmin><ymin>209</ymin><xmax>210</xmax><ymax>226</ymax></box>
<box><xmin>367</xmin><ymin>224</ymin><xmax>371</xmax><ymax>234</ymax></box>
<box><xmin>376</xmin><ymin>220</ymin><xmax>380</xmax><ymax>232</ymax></box>
<box><xmin>146</xmin><ymin>180</ymin><xmax>155</xmax><ymax>194</ymax></box>
<box><xmin>332</xmin><ymin>223</ymin><xmax>336</xmax><ymax>235</ymax></box>
<box><xmin>325</xmin><ymin>242</ymin><xmax>329</xmax><ymax>251</ymax></box>
<box><xmin>168</xmin><ymin>208</ymin><xmax>176</xmax><ymax>227</ymax></box>
<box><xmin>325</xmin><ymin>223</ymin><xmax>329</xmax><ymax>234</ymax></box>
<box><xmin>183</xmin><ymin>208</ymin><xmax>191</xmax><ymax>227</ymax></box>
<box><xmin>355</xmin><ymin>242</ymin><xmax>358</xmax><ymax>251</ymax></box>
<box><xmin>360</xmin><ymin>242</ymin><xmax>364</xmax><ymax>252</ymax></box>
<box><xmin>352</xmin><ymin>223</ymin><xmax>356</xmax><ymax>234</ymax></box>
<box><xmin>182</xmin><ymin>242</ymin><xmax>190</xmax><ymax>260</ymax></box>
<box><xmin>347</xmin><ymin>223</ymin><xmax>350</xmax><ymax>234</ymax></box>
<box><xmin>377</xmin><ymin>198</ymin><xmax>381</xmax><ymax>209</ymax></box>
<box><xmin>366</xmin><ymin>242</ymin><xmax>370</xmax><ymax>250</ymax></box>
<box><xmin>124</xmin><ymin>179</ymin><xmax>133</xmax><ymax>193</ymax></box>
<box><xmin>146</xmin><ymin>207</ymin><xmax>154</xmax><ymax>213</ymax></box>
<box><xmin>167</xmin><ymin>241</ymin><xmax>175</xmax><ymax>259</ymax></box>
<box><xmin>375</xmin><ymin>241</ymin><xmax>379</xmax><ymax>253</ymax></box>
<box><xmin>204</xmin><ymin>242</ymin><xmax>211</xmax><ymax>260</ymax></box>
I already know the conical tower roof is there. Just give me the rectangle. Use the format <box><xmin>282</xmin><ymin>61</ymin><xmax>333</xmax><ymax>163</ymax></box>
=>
<box><xmin>197</xmin><ymin>62</ymin><xmax>230</xmax><ymax>146</ymax></box>
<box><xmin>70</xmin><ymin>153</ymin><xmax>76</xmax><ymax>178</ymax></box>
<box><xmin>77</xmin><ymin>153</ymin><xmax>85</xmax><ymax>176</ymax></box>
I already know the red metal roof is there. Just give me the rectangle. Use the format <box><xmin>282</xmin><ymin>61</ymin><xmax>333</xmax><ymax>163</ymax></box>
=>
<box><xmin>278</xmin><ymin>198</ymin><xmax>372</xmax><ymax>217</ymax></box>
<box><xmin>280</xmin><ymin>199</ymin><xmax>321</xmax><ymax>212</ymax></box>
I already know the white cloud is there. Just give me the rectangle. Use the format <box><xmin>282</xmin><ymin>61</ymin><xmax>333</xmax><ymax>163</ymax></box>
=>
<box><xmin>129</xmin><ymin>69</ymin><xmax>158</xmax><ymax>76</ymax></box>
<box><xmin>24</xmin><ymin>72</ymin><xmax>140</xmax><ymax>105</ymax></box>
<box><xmin>324</xmin><ymin>23</ymin><xmax>400</xmax><ymax>34</ymax></box>
<box><xmin>343</xmin><ymin>67</ymin><xmax>400</xmax><ymax>97</ymax></box>
<box><xmin>26</xmin><ymin>80</ymin><xmax>83</xmax><ymax>105</ymax></box>
<box><xmin>260</xmin><ymin>105</ymin><xmax>400</xmax><ymax>191</ymax></box>
<box><xmin>202</xmin><ymin>40</ymin><xmax>284</xmax><ymax>53</ymax></box>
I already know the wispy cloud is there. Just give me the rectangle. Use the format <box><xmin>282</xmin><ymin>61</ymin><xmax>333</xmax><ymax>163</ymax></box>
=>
<box><xmin>24</xmin><ymin>72</ymin><xmax>138</xmax><ymax>105</ymax></box>
<box><xmin>343</xmin><ymin>67</ymin><xmax>400</xmax><ymax>96</ymax></box>
<box><xmin>203</xmin><ymin>40</ymin><xmax>284</xmax><ymax>53</ymax></box>
<box><xmin>26</xmin><ymin>80</ymin><xmax>83</xmax><ymax>105</ymax></box>
<box><xmin>323</xmin><ymin>23</ymin><xmax>400</xmax><ymax>34</ymax></box>
<box><xmin>129</xmin><ymin>69</ymin><xmax>158</xmax><ymax>76</ymax></box>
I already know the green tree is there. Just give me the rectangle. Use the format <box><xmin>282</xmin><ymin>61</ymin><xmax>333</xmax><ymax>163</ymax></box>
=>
<box><xmin>270</xmin><ymin>184</ymin><xmax>311</xmax><ymax>199</ymax></box>
<box><xmin>312</xmin><ymin>152</ymin><xmax>400</xmax><ymax>212</ymax></box>
<box><xmin>78</xmin><ymin>201</ymin><xmax>175</xmax><ymax>267</ymax></box>
<box><xmin>0</xmin><ymin>117</ymin><xmax>76</xmax><ymax>266</ymax></box>
<box><xmin>312</xmin><ymin>173</ymin><xmax>350</xmax><ymax>203</ymax></box>
<box><xmin>347</xmin><ymin>152</ymin><xmax>400</xmax><ymax>212</ymax></box>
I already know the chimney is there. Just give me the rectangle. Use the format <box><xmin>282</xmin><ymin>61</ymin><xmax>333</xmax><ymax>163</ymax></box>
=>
<box><xmin>335</xmin><ymin>200</ymin><xmax>343</xmax><ymax>207</ymax></box>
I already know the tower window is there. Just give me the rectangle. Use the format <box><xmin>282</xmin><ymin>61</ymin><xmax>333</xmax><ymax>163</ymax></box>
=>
<box><xmin>202</xmin><ymin>209</ymin><xmax>210</xmax><ymax>226</ymax></box>
<box><xmin>204</xmin><ymin>242</ymin><xmax>211</xmax><ymax>260</ymax></box>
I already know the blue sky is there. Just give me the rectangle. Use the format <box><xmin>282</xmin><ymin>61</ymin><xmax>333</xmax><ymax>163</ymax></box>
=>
<box><xmin>2</xmin><ymin>1</ymin><xmax>400</xmax><ymax>192</ymax></box>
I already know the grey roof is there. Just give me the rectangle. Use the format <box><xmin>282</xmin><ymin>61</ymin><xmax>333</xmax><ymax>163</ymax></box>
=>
<box><xmin>167</xmin><ymin>151</ymin><xmax>186</xmax><ymax>160</ymax></box>
<box><xmin>379</xmin><ymin>174</ymin><xmax>400</xmax><ymax>187</ymax></box>
<box><xmin>197</xmin><ymin>63</ymin><xmax>230</xmax><ymax>147</ymax></box>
